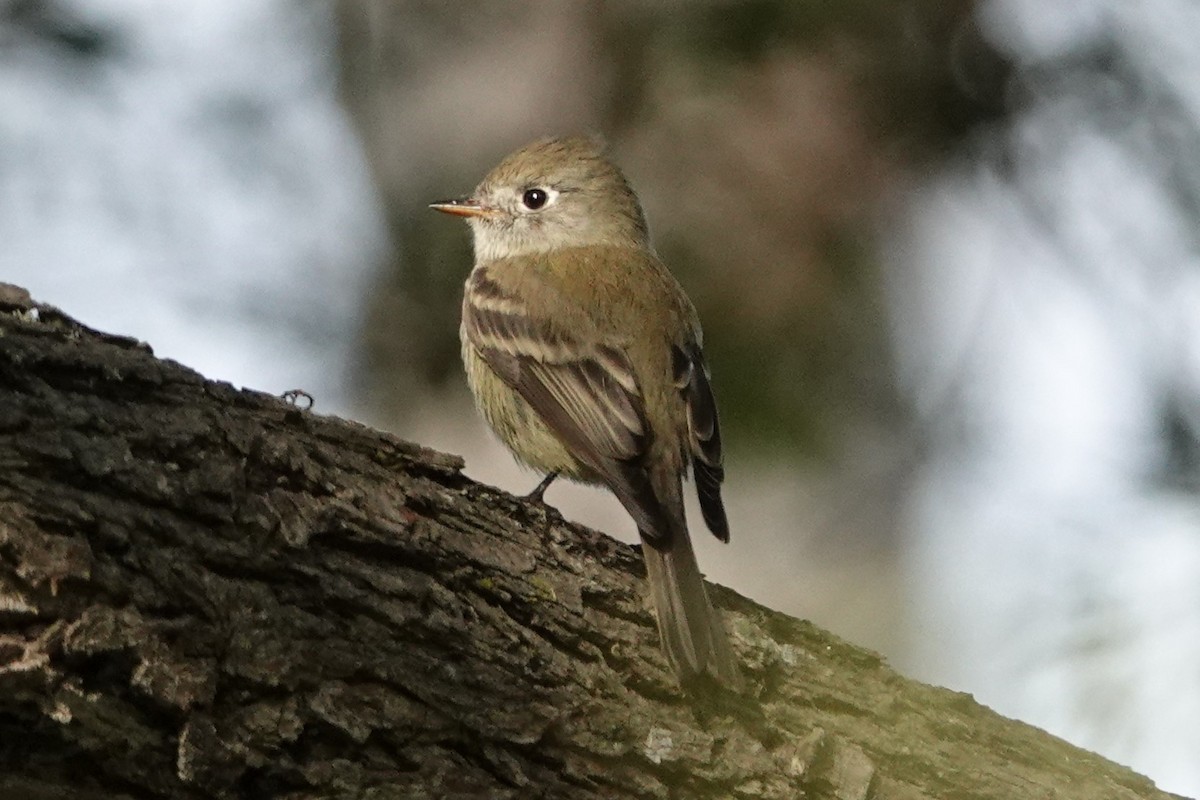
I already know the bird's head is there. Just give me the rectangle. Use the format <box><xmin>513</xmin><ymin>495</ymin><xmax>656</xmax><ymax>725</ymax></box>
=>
<box><xmin>431</xmin><ymin>135</ymin><xmax>650</xmax><ymax>262</ymax></box>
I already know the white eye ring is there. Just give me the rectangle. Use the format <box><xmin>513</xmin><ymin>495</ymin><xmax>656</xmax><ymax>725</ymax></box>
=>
<box><xmin>519</xmin><ymin>187</ymin><xmax>558</xmax><ymax>212</ymax></box>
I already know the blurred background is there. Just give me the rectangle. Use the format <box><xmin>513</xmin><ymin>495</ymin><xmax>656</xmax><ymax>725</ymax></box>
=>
<box><xmin>2</xmin><ymin>0</ymin><xmax>1197</xmax><ymax>794</ymax></box>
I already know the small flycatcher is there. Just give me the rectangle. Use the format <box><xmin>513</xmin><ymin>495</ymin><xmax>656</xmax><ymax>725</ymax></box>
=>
<box><xmin>431</xmin><ymin>136</ymin><xmax>740</xmax><ymax>687</ymax></box>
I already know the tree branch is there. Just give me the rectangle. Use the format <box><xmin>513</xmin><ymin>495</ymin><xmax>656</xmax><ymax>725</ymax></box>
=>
<box><xmin>0</xmin><ymin>285</ymin><xmax>1184</xmax><ymax>799</ymax></box>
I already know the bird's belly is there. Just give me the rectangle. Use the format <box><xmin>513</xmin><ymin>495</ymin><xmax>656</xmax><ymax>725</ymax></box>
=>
<box><xmin>461</xmin><ymin>340</ymin><xmax>592</xmax><ymax>481</ymax></box>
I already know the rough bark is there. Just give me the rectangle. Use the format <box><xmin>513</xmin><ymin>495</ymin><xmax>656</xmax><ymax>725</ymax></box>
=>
<box><xmin>0</xmin><ymin>285</ymin><xmax>1185</xmax><ymax>800</ymax></box>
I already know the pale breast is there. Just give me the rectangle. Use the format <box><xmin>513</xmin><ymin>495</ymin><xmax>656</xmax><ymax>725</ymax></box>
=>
<box><xmin>459</xmin><ymin>332</ymin><xmax>591</xmax><ymax>481</ymax></box>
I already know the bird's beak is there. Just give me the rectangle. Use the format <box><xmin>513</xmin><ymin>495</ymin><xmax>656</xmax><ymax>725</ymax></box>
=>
<box><xmin>429</xmin><ymin>197</ymin><xmax>494</xmax><ymax>218</ymax></box>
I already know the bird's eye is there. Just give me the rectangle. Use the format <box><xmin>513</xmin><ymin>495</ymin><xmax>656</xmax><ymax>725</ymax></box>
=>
<box><xmin>522</xmin><ymin>188</ymin><xmax>549</xmax><ymax>210</ymax></box>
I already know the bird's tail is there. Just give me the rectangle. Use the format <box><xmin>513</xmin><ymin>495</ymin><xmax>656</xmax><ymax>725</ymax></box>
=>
<box><xmin>641</xmin><ymin>528</ymin><xmax>742</xmax><ymax>689</ymax></box>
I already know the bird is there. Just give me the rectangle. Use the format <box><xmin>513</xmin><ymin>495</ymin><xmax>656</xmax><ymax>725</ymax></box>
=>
<box><xmin>430</xmin><ymin>135</ymin><xmax>741</xmax><ymax>687</ymax></box>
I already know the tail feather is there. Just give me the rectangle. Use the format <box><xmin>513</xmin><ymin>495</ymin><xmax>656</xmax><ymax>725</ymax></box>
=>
<box><xmin>641</xmin><ymin>528</ymin><xmax>742</xmax><ymax>688</ymax></box>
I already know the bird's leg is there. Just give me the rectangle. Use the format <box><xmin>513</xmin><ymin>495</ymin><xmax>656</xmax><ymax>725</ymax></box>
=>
<box><xmin>525</xmin><ymin>471</ymin><xmax>559</xmax><ymax>503</ymax></box>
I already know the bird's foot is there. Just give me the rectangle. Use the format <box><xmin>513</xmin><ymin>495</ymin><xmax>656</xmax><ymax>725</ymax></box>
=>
<box><xmin>524</xmin><ymin>471</ymin><xmax>559</xmax><ymax>504</ymax></box>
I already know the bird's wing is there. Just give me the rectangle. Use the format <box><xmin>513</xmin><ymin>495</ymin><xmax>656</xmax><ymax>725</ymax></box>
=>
<box><xmin>672</xmin><ymin>342</ymin><xmax>729</xmax><ymax>542</ymax></box>
<box><xmin>464</xmin><ymin>266</ymin><xmax>669</xmax><ymax>538</ymax></box>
